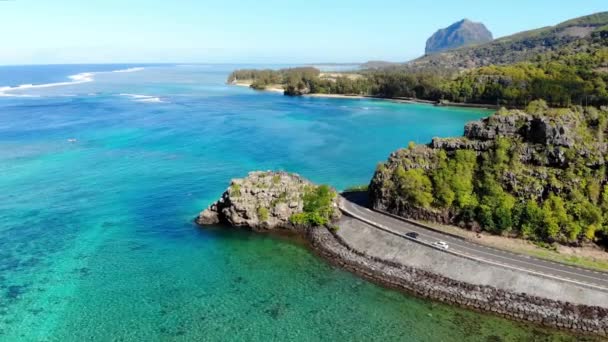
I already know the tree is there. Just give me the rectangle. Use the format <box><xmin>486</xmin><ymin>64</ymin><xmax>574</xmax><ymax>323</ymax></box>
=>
<box><xmin>395</xmin><ymin>166</ymin><xmax>434</xmax><ymax>208</ymax></box>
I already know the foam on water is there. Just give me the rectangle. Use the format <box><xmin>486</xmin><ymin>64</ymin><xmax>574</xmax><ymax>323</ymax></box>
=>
<box><xmin>0</xmin><ymin>67</ymin><xmax>145</xmax><ymax>97</ymax></box>
<box><xmin>119</xmin><ymin>93</ymin><xmax>166</xmax><ymax>103</ymax></box>
<box><xmin>112</xmin><ymin>67</ymin><xmax>145</xmax><ymax>73</ymax></box>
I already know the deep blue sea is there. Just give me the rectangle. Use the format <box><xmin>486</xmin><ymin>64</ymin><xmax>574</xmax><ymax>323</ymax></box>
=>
<box><xmin>0</xmin><ymin>64</ymin><xmax>584</xmax><ymax>341</ymax></box>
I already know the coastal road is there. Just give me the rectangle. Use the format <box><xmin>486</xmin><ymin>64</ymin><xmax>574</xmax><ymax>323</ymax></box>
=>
<box><xmin>339</xmin><ymin>193</ymin><xmax>608</xmax><ymax>292</ymax></box>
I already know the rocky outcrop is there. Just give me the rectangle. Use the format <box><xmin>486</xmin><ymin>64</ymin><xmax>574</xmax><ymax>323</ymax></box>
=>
<box><xmin>425</xmin><ymin>19</ymin><xmax>493</xmax><ymax>54</ymax></box>
<box><xmin>196</xmin><ymin>171</ymin><xmax>341</xmax><ymax>231</ymax></box>
<box><xmin>431</xmin><ymin>137</ymin><xmax>493</xmax><ymax>151</ymax></box>
<box><xmin>370</xmin><ymin>106</ymin><xmax>608</xmax><ymax>244</ymax></box>
<box><xmin>464</xmin><ymin>111</ymin><xmax>576</xmax><ymax>148</ymax></box>
<box><xmin>410</xmin><ymin>12</ymin><xmax>608</xmax><ymax>70</ymax></box>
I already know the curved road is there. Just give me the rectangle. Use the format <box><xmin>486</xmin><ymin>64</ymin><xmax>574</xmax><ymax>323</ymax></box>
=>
<box><xmin>340</xmin><ymin>194</ymin><xmax>608</xmax><ymax>292</ymax></box>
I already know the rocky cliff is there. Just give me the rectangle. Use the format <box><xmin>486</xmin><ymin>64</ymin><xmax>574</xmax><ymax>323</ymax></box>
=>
<box><xmin>370</xmin><ymin>104</ymin><xmax>608</xmax><ymax>246</ymax></box>
<box><xmin>425</xmin><ymin>19</ymin><xmax>493</xmax><ymax>54</ymax></box>
<box><xmin>197</xmin><ymin>171</ymin><xmax>341</xmax><ymax>231</ymax></box>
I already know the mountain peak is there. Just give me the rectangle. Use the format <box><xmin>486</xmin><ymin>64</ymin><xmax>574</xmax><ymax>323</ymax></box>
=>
<box><xmin>425</xmin><ymin>19</ymin><xmax>493</xmax><ymax>54</ymax></box>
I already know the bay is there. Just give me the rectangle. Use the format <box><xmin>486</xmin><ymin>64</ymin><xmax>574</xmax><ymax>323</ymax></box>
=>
<box><xmin>0</xmin><ymin>65</ymin><xmax>585</xmax><ymax>341</ymax></box>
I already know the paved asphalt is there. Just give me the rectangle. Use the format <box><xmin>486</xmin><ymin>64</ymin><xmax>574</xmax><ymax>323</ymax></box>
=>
<box><xmin>340</xmin><ymin>193</ymin><xmax>608</xmax><ymax>292</ymax></box>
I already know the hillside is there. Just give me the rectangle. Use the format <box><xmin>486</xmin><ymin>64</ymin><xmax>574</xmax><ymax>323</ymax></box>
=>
<box><xmin>228</xmin><ymin>12</ymin><xmax>608</xmax><ymax>107</ymax></box>
<box><xmin>408</xmin><ymin>11</ymin><xmax>608</xmax><ymax>70</ymax></box>
<box><xmin>425</xmin><ymin>19</ymin><xmax>493</xmax><ymax>54</ymax></box>
<box><xmin>369</xmin><ymin>102</ymin><xmax>608</xmax><ymax>248</ymax></box>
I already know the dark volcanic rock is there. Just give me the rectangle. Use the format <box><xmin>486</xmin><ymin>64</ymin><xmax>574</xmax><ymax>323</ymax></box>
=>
<box><xmin>464</xmin><ymin>112</ymin><xmax>575</xmax><ymax>147</ymax></box>
<box><xmin>425</xmin><ymin>19</ymin><xmax>493</xmax><ymax>54</ymax></box>
<box><xmin>431</xmin><ymin>137</ymin><xmax>493</xmax><ymax>152</ymax></box>
<box><xmin>464</xmin><ymin>112</ymin><xmax>528</xmax><ymax>140</ymax></box>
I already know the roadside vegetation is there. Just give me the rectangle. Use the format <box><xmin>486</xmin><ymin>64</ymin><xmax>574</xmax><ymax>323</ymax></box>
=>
<box><xmin>372</xmin><ymin>102</ymin><xmax>608</xmax><ymax>248</ymax></box>
<box><xmin>290</xmin><ymin>185</ymin><xmax>337</xmax><ymax>226</ymax></box>
<box><xmin>421</xmin><ymin>220</ymin><xmax>608</xmax><ymax>271</ymax></box>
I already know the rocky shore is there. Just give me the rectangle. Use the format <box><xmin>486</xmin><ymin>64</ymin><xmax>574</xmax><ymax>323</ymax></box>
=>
<box><xmin>197</xmin><ymin>171</ymin><xmax>341</xmax><ymax>231</ymax></box>
<box><xmin>308</xmin><ymin>225</ymin><xmax>608</xmax><ymax>337</ymax></box>
<box><xmin>197</xmin><ymin>170</ymin><xmax>608</xmax><ymax>337</ymax></box>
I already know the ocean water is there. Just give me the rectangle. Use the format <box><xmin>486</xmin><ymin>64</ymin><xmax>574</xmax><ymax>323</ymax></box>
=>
<box><xmin>0</xmin><ymin>65</ymin><xmax>589</xmax><ymax>341</ymax></box>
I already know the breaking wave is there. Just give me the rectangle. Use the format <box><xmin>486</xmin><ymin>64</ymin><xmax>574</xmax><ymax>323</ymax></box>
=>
<box><xmin>0</xmin><ymin>67</ymin><xmax>145</xmax><ymax>97</ymax></box>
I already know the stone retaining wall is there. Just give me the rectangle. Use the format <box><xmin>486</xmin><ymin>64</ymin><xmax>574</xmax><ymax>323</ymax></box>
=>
<box><xmin>307</xmin><ymin>227</ymin><xmax>608</xmax><ymax>337</ymax></box>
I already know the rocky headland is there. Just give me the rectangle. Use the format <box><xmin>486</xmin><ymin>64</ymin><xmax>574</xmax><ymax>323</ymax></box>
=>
<box><xmin>197</xmin><ymin>170</ymin><xmax>608</xmax><ymax>337</ymax></box>
<box><xmin>370</xmin><ymin>103</ymin><xmax>608</xmax><ymax>248</ymax></box>
<box><xmin>195</xmin><ymin>111</ymin><xmax>608</xmax><ymax>337</ymax></box>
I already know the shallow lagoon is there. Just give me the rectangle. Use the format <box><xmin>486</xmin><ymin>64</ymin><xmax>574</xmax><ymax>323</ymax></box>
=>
<box><xmin>0</xmin><ymin>65</ymin><xmax>590</xmax><ymax>341</ymax></box>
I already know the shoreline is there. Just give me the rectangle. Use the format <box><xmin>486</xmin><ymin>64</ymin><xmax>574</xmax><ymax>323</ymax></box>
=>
<box><xmin>229</xmin><ymin>82</ymin><xmax>498</xmax><ymax>110</ymax></box>
<box><xmin>232</xmin><ymin>82</ymin><xmax>284</xmax><ymax>93</ymax></box>
<box><xmin>307</xmin><ymin>223</ymin><xmax>608</xmax><ymax>338</ymax></box>
<box><xmin>199</xmin><ymin>220</ymin><xmax>607</xmax><ymax>338</ymax></box>
<box><xmin>195</xmin><ymin>171</ymin><xmax>608</xmax><ymax>337</ymax></box>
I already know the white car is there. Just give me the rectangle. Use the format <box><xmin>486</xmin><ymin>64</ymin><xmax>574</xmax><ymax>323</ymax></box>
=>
<box><xmin>433</xmin><ymin>241</ymin><xmax>449</xmax><ymax>250</ymax></box>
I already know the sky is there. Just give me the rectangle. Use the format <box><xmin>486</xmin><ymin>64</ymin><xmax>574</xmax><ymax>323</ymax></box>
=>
<box><xmin>0</xmin><ymin>0</ymin><xmax>607</xmax><ymax>65</ymax></box>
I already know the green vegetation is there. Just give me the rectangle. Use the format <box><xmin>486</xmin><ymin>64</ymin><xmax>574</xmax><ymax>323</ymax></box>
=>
<box><xmin>228</xmin><ymin>67</ymin><xmax>320</xmax><ymax>94</ymax></box>
<box><xmin>328</xmin><ymin>224</ymin><xmax>340</xmax><ymax>233</ymax></box>
<box><xmin>257</xmin><ymin>206</ymin><xmax>269</xmax><ymax>221</ymax></box>
<box><xmin>228</xmin><ymin>44</ymin><xmax>608</xmax><ymax>107</ymax></box>
<box><xmin>343</xmin><ymin>184</ymin><xmax>369</xmax><ymax>192</ymax></box>
<box><xmin>290</xmin><ymin>185</ymin><xmax>337</xmax><ymax>226</ymax></box>
<box><xmin>270</xmin><ymin>191</ymin><xmax>289</xmax><ymax>207</ymax></box>
<box><xmin>443</xmin><ymin>47</ymin><xmax>608</xmax><ymax>107</ymax></box>
<box><xmin>410</xmin><ymin>11</ymin><xmax>608</xmax><ymax>70</ymax></box>
<box><xmin>228</xmin><ymin>13</ymin><xmax>608</xmax><ymax>107</ymax></box>
<box><xmin>419</xmin><ymin>220</ymin><xmax>608</xmax><ymax>271</ymax></box>
<box><xmin>230</xmin><ymin>183</ymin><xmax>241</xmax><ymax>197</ymax></box>
<box><xmin>372</xmin><ymin>105</ymin><xmax>608</xmax><ymax>248</ymax></box>
<box><xmin>395</xmin><ymin>166</ymin><xmax>434</xmax><ymax>208</ymax></box>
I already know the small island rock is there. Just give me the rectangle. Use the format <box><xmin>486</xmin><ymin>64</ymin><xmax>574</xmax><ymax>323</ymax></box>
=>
<box><xmin>196</xmin><ymin>171</ymin><xmax>341</xmax><ymax>231</ymax></box>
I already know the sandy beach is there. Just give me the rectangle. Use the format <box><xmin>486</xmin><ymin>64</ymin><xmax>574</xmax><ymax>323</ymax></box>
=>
<box><xmin>233</xmin><ymin>82</ymin><xmax>284</xmax><ymax>93</ymax></box>
<box><xmin>305</xmin><ymin>93</ymin><xmax>368</xmax><ymax>99</ymax></box>
<box><xmin>230</xmin><ymin>83</ymin><xmax>497</xmax><ymax>109</ymax></box>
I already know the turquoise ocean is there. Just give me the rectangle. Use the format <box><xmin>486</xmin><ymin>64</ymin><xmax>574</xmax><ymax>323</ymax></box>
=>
<box><xmin>0</xmin><ymin>65</ymin><xmax>589</xmax><ymax>341</ymax></box>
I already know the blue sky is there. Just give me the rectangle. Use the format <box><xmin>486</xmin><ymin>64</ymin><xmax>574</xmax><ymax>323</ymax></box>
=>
<box><xmin>1</xmin><ymin>0</ymin><xmax>606</xmax><ymax>65</ymax></box>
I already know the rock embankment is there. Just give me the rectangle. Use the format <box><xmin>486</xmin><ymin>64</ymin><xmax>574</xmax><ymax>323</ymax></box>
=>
<box><xmin>196</xmin><ymin>171</ymin><xmax>341</xmax><ymax>231</ymax></box>
<box><xmin>308</xmin><ymin>224</ymin><xmax>608</xmax><ymax>337</ymax></box>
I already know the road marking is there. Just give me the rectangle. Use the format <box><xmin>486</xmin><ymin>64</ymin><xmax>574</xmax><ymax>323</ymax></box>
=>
<box><xmin>340</xmin><ymin>200</ymin><xmax>608</xmax><ymax>291</ymax></box>
<box><xmin>366</xmin><ymin>205</ymin><xmax>608</xmax><ymax>276</ymax></box>
<box><xmin>346</xmin><ymin>202</ymin><xmax>608</xmax><ymax>281</ymax></box>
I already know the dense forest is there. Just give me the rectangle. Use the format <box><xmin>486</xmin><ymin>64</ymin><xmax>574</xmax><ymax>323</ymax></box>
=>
<box><xmin>228</xmin><ymin>21</ymin><xmax>608</xmax><ymax>108</ymax></box>
<box><xmin>370</xmin><ymin>102</ymin><xmax>608</xmax><ymax>247</ymax></box>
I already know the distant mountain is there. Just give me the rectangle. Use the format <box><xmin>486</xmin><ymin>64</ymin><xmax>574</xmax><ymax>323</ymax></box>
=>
<box><xmin>425</xmin><ymin>19</ymin><xmax>493</xmax><ymax>54</ymax></box>
<box><xmin>410</xmin><ymin>11</ymin><xmax>608</xmax><ymax>70</ymax></box>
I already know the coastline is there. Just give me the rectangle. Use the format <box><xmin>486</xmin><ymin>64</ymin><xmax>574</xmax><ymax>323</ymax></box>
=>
<box><xmin>232</xmin><ymin>82</ymin><xmax>284</xmax><ymax>93</ymax></box>
<box><xmin>307</xmin><ymin>221</ymin><xmax>608</xmax><ymax>337</ymax></box>
<box><xmin>229</xmin><ymin>83</ymin><xmax>498</xmax><ymax>110</ymax></box>
<box><xmin>196</xmin><ymin>182</ymin><xmax>608</xmax><ymax>338</ymax></box>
